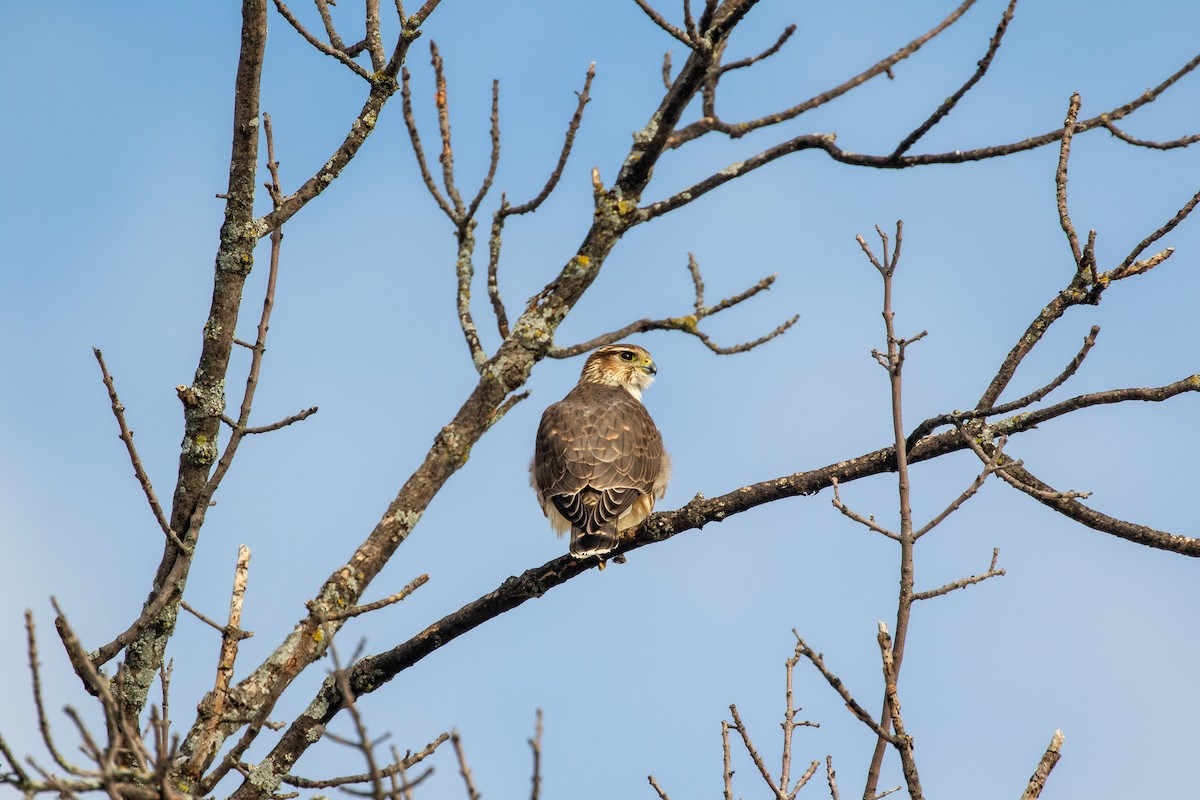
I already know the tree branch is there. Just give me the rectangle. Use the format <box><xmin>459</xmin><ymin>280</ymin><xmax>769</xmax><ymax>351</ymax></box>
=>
<box><xmin>667</xmin><ymin>0</ymin><xmax>981</xmax><ymax>148</ymax></box>
<box><xmin>115</xmin><ymin>0</ymin><xmax>269</xmax><ymax>723</ymax></box>
<box><xmin>273</xmin><ymin>0</ymin><xmax>374</xmax><ymax>79</ymax></box>
<box><xmin>889</xmin><ymin>0</ymin><xmax>1017</xmax><ymax>160</ymax></box>
<box><xmin>92</xmin><ymin>348</ymin><xmax>182</xmax><ymax>551</ymax></box>
<box><xmin>912</xmin><ymin>548</ymin><xmax>1005</xmax><ymax>600</ymax></box>
<box><xmin>1100</xmin><ymin>118</ymin><xmax>1200</xmax><ymax>150</ymax></box>
<box><xmin>1020</xmin><ymin>730</ymin><xmax>1065</xmax><ymax>800</ymax></box>
<box><xmin>548</xmin><ymin>257</ymin><xmax>795</xmax><ymax>357</ymax></box>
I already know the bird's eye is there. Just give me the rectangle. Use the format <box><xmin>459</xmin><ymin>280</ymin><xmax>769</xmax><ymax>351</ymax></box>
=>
<box><xmin>619</xmin><ymin>351</ymin><xmax>635</xmax><ymax>361</ymax></box>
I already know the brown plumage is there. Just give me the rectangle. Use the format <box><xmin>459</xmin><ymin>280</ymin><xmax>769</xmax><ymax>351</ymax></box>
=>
<box><xmin>531</xmin><ymin>344</ymin><xmax>670</xmax><ymax>559</ymax></box>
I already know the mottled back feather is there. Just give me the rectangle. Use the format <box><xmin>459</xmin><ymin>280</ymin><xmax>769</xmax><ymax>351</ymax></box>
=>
<box><xmin>531</xmin><ymin>349</ymin><xmax>670</xmax><ymax>559</ymax></box>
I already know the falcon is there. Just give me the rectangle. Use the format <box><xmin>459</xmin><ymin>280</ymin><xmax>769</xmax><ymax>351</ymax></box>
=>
<box><xmin>531</xmin><ymin>343</ymin><xmax>670</xmax><ymax>559</ymax></box>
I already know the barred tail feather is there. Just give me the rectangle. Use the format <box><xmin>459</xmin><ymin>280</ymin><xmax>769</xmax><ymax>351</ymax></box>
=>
<box><xmin>569</xmin><ymin>527</ymin><xmax>620</xmax><ymax>559</ymax></box>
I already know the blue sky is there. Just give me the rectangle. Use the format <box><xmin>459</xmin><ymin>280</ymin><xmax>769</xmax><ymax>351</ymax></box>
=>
<box><xmin>2</xmin><ymin>2</ymin><xmax>1199</xmax><ymax>798</ymax></box>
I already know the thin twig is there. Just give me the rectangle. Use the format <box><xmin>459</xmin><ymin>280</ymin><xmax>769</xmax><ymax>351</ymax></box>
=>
<box><xmin>314</xmin><ymin>0</ymin><xmax>347</xmax><ymax>52</ymax></box>
<box><xmin>793</xmin><ymin>633</ymin><xmax>893</xmax><ymax>743</ymax></box>
<box><xmin>450</xmin><ymin>731</ymin><xmax>481</xmax><ymax>800</ymax></box>
<box><xmin>1100</xmin><ymin>118</ymin><xmax>1200</xmax><ymax>150</ymax></box>
<box><xmin>913</xmin><ymin>548</ymin><xmax>1005</xmax><ymax>601</ymax></box>
<box><xmin>92</xmin><ymin>349</ymin><xmax>182</xmax><ymax>550</ymax></box>
<box><xmin>790</xmin><ymin>761</ymin><xmax>820</xmax><ymax>799</ymax></box>
<box><xmin>485</xmin><ymin>391</ymin><xmax>530</xmax><ymax>432</ymax></box>
<box><xmin>0</xmin><ymin>731</ymin><xmax>32</xmax><ymax>788</ymax></box>
<box><xmin>1114</xmin><ymin>186</ymin><xmax>1200</xmax><ymax>272</ymax></box>
<box><xmin>728</xmin><ymin>704</ymin><xmax>780</xmax><ymax>794</ymax></box>
<box><xmin>430</xmin><ymin>42</ymin><xmax>466</xmax><ymax>216</ymax></box>
<box><xmin>1055</xmin><ymin>94</ymin><xmax>1085</xmax><ymax>267</ymax></box>
<box><xmin>668</xmin><ymin>0</ymin><xmax>980</xmax><ymax>148</ymax></box>
<box><xmin>401</xmin><ymin>66</ymin><xmax>455</xmax><ymax>219</ymax></box>
<box><xmin>487</xmin><ymin>64</ymin><xmax>595</xmax><ymax>339</ymax></box>
<box><xmin>549</xmin><ymin>260</ymin><xmax>795</xmax><ymax>358</ymax></box>
<box><xmin>958</xmin><ymin>430</ymin><xmax>1091</xmax><ymax>502</ymax></box>
<box><xmin>180</xmin><ymin>600</ymin><xmax>226</xmax><ymax>633</ymax></box>
<box><xmin>408</xmin><ymin>0</ymin><xmax>443</xmax><ymax>28</ymax></box>
<box><xmin>272</xmin><ymin>0</ymin><xmax>373</xmax><ymax>78</ymax></box>
<box><xmin>52</xmin><ymin>600</ymin><xmax>146</xmax><ymax>771</ymax></box>
<box><xmin>830</xmin><ymin>477</ymin><xmax>899</xmax><ymax>541</ymax></box>
<box><xmin>26</xmin><ymin>612</ymin><xmax>77</xmax><ymax>775</ymax></box>
<box><xmin>889</xmin><ymin>0</ymin><xmax>1017</xmax><ymax>159</ymax></box>
<box><xmin>276</xmin><ymin>737</ymin><xmax>447</xmax><ymax>790</ymax></box>
<box><xmin>201</xmin><ymin>108</ymin><xmax>298</xmax><ymax>516</ymax></box>
<box><xmin>632</xmin><ymin>0</ymin><xmax>693</xmax><ymax>46</ymax></box>
<box><xmin>912</xmin><ymin>438</ymin><xmax>1010</xmax><ymax>540</ymax></box>
<box><xmin>826</xmin><ymin>756</ymin><xmax>839</xmax><ymax>800</ymax></box>
<box><xmin>263</xmin><ymin>112</ymin><xmax>284</xmax><ymax>205</ymax></box>
<box><xmin>235</xmin><ymin>406</ymin><xmax>320</xmax><ymax>435</ymax></box>
<box><xmin>906</xmin><ymin>326</ymin><xmax>1099</xmax><ymax>451</ymax></box>
<box><xmin>308</xmin><ymin>574</ymin><xmax>429</xmax><ymax>622</ymax></box>
<box><xmin>464</xmin><ymin>80</ymin><xmax>501</xmax><ymax>221</ymax></box>
<box><xmin>720</xmin><ymin>24</ymin><xmax>796</xmax><ymax>74</ymax></box>
<box><xmin>528</xmin><ymin>709</ymin><xmax>543</xmax><ymax>800</ymax></box>
<box><xmin>505</xmin><ymin>64</ymin><xmax>595</xmax><ymax>217</ymax></box>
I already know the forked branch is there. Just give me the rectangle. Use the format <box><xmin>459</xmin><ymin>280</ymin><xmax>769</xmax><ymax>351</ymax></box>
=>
<box><xmin>548</xmin><ymin>255</ymin><xmax>796</xmax><ymax>357</ymax></box>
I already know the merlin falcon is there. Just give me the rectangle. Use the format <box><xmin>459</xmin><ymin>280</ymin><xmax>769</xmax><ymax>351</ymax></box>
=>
<box><xmin>531</xmin><ymin>344</ymin><xmax>670</xmax><ymax>559</ymax></box>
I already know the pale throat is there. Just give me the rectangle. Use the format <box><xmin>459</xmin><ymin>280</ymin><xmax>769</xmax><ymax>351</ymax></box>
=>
<box><xmin>583</xmin><ymin>363</ymin><xmax>654</xmax><ymax>401</ymax></box>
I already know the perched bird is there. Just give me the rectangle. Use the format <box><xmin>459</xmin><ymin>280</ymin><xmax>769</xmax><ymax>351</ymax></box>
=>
<box><xmin>532</xmin><ymin>343</ymin><xmax>670</xmax><ymax>559</ymax></box>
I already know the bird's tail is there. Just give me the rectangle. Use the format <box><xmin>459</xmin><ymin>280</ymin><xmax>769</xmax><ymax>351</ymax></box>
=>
<box><xmin>569</xmin><ymin>527</ymin><xmax>619</xmax><ymax>559</ymax></box>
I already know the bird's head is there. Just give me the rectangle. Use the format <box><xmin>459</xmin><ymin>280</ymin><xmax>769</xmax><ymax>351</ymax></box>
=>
<box><xmin>579</xmin><ymin>343</ymin><xmax>657</xmax><ymax>400</ymax></box>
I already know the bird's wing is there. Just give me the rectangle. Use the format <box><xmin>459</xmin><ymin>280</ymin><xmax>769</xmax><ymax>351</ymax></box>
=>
<box><xmin>533</xmin><ymin>383</ymin><xmax>663</xmax><ymax>534</ymax></box>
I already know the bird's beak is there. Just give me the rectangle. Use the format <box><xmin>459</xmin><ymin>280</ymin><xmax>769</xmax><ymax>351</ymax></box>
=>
<box><xmin>644</xmin><ymin>361</ymin><xmax>657</xmax><ymax>375</ymax></box>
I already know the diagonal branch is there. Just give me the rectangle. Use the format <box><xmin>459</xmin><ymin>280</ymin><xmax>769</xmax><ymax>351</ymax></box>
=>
<box><xmin>1020</xmin><ymin>730</ymin><xmax>1065</xmax><ymax>800</ymax></box>
<box><xmin>975</xmin><ymin>155</ymin><xmax>1195</xmax><ymax>411</ymax></box>
<box><xmin>794</xmin><ymin>633</ymin><xmax>893</xmax><ymax>743</ymax></box>
<box><xmin>92</xmin><ymin>348</ymin><xmax>182</xmax><ymax>551</ymax></box>
<box><xmin>184</xmin><ymin>546</ymin><xmax>254</xmax><ymax>778</ymax></box>
<box><xmin>906</xmin><ymin>325</ymin><xmax>1099</xmax><ymax>451</ymax></box>
<box><xmin>273</xmin><ymin>0</ymin><xmax>374</xmax><ymax>79</ymax></box>
<box><xmin>1113</xmin><ymin>186</ymin><xmax>1200</xmax><ymax>273</ymax></box>
<box><xmin>488</xmin><ymin>63</ymin><xmax>595</xmax><ymax>340</ymax></box>
<box><xmin>912</xmin><ymin>548</ymin><xmax>1005</xmax><ymax>600</ymax></box>
<box><xmin>464</xmin><ymin>80</ymin><xmax>501</xmax><ymax>222</ymax></box>
<box><xmin>719</xmin><ymin>24</ymin><xmax>795</xmax><ymax>74</ymax></box>
<box><xmin>668</xmin><ymin>0</ymin><xmax>980</xmax><ymax>148</ymax></box>
<box><xmin>653</xmin><ymin>50</ymin><xmax>1200</xmax><ymax>222</ymax></box>
<box><xmin>889</xmin><ymin>0</ymin><xmax>1017</xmax><ymax>160</ymax></box>
<box><xmin>990</xmin><ymin>453</ymin><xmax>1200</xmax><ymax>554</ymax></box>
<box><xmin>632</xmin><ymin>0</ymin><xmax>694</xmax><ymax>47</ymax></box>
<box><xmin>727</xmin><ymin>704</ymin><xmax>781</xmax><ymax>795</ymax></box>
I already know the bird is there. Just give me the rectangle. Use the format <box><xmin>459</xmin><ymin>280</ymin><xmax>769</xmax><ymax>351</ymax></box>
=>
<box><xmin>531</xmin><ymin>343</ymin><xmax>670</xmax><ymax>559</ymax></box>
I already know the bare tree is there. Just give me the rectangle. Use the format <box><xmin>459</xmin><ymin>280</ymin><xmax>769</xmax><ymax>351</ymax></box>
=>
<box><xmin>3</xmin><ymin>1</ymin><xmax>1198</xmax><ymax>798</ymax></box>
